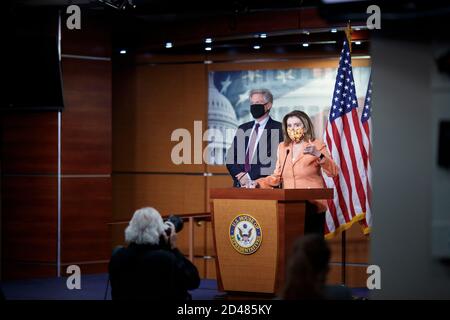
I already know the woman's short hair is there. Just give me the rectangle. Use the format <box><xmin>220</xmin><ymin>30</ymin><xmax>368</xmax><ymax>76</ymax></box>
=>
<box><xmin>125</xmin><ymin>207</ymin><xmax>166</xmax><ymax>245</ymax></box>
<box><xmin>282</xmin><ymin>110</ymin><xmax>316</xmax><ymax>146</ymax></box>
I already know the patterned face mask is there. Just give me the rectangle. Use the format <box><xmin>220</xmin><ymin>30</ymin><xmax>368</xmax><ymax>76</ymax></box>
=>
<box><xmin>287</xmin><ymin>127</ymin><xmax>305</xmax><ymax>143</ymax></box>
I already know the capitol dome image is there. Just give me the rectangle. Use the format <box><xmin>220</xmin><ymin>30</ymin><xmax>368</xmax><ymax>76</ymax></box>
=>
<box><xmin>207</xmin><ymin>73</ymin><xmax>238</xmax><ymax>165</ymax></box>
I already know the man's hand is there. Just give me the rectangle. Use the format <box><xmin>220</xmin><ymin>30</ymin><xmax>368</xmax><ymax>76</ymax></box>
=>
<box><xmin>241</xmin><ymin>179</ymin><xmax>257</xmax><ymax>188</ymax></box>
<box><xmin>235</xmin><ymin>172</ymin><xmax>251</xmax><ymax>187</ymax></box>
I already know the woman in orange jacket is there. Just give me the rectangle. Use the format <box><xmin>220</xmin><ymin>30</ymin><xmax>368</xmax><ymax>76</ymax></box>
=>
<box><xmin>244</xmin><ymin>110</ymin><xmax>339</xmax><ymax>234</ymax></box>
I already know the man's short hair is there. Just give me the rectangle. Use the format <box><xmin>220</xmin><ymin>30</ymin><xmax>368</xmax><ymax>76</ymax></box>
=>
<box><xmin>249</xmin><ymin>88</ymin><xmax>273</xmax><ymax>104</ymax></box>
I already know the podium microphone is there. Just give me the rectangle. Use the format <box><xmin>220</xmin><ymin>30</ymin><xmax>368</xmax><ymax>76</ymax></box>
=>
<box><xmin>275</xmin><ymin>149</ymin><xmax>289</xmax><ymax>189</ymax></box>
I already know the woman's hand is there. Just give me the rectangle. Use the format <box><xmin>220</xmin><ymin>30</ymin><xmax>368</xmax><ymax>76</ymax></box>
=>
<box><xmin>303</xmin><ymin>140</ymin><xmax>321</xmax><ymax>158</ymax></box>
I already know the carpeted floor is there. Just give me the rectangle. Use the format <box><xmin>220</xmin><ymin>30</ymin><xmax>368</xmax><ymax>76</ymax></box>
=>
<box><xmin>1</xmin><ymin>274</ymin><xmax>220</xmax><ymax>300</ymax></box>
<box><xmin>0</xmin><ymin>274</ymin><xmax>369</xmax><ymax>300</ymax></box>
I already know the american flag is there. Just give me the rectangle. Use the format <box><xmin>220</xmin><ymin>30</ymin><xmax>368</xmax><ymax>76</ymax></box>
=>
<box><xmin>359</xmin><ymin>75</ymin><xmax>373</xmax><ymax>234</ymax></box>
<box><xmin>323</xmin><ymin>40</ymin><xmax>367</xmax><ymax>239</ymax></box>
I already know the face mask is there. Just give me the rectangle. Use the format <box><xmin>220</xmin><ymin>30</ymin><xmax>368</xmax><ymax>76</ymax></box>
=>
<box><xmin>250</xmin><ymin>103</ymin><xmax>267</xmax><ymax>119</ymax></box>
<box><xmin>287</xmin><ymin>127</ymin><xmax>305</xmax><ymax>143</ymax></box>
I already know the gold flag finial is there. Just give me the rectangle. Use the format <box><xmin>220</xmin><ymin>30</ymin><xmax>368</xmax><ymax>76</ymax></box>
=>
<box><xmin>345</xmin><ymin>21</ymin><xmax>352</xmax><ymax>52</ymax></box>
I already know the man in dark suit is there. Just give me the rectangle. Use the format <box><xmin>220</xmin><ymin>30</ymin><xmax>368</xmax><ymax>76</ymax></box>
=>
<box><xmin>226</xmin><ymin>89</ymin><xmax>283</xmax><ymax>187</ymax></box>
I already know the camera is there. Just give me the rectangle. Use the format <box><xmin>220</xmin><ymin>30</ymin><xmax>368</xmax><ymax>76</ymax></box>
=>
<box><xmin>164</xmin><ymin>215</ymin><xmax>184</xmax><ymax>237</ymax></box>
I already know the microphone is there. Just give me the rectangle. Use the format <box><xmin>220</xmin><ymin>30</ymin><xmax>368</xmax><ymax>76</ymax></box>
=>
<box><xmin>275</xmin><ymin>149</ymin><xmax>290</xmax><ymax>189</ymax></box>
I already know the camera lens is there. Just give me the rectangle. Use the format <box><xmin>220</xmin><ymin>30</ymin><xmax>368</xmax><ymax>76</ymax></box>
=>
<box><xmin>167</xmin><ymin>215</ymin><xmax>184</xmax><ymax>233</ymax></box>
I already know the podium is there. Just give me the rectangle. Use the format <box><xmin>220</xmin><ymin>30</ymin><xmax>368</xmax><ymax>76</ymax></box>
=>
<box><xmin>209</xmin><ymin>188</ymin><xmax>333</xmax><ymax>295</ymax></box>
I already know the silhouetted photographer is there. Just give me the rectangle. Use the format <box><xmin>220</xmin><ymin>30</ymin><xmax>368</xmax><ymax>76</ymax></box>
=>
<box><xmin>108</xmin><ymin>207</ymin><xmax>200</xmax><ymax>300</ymax></box>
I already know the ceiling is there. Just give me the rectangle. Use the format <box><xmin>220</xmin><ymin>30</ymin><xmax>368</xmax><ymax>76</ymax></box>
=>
<box><xmin>11</xmin><ymin>0</ymin><xmax>450</xmax><ymax>56</ymax></box>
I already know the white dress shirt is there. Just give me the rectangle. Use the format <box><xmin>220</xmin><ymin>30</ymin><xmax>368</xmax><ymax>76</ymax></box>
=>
<box><xmin>246</xmin><ymin>114</ymin><xmax>270</xmax><ymax>161</ymax></box>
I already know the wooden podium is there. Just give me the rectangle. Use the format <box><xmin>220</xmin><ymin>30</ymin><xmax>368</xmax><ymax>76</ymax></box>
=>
<box><xmin>209</xmin><ymin>188</ymin><xmax>333</xmax><ymax>295</ymax></box>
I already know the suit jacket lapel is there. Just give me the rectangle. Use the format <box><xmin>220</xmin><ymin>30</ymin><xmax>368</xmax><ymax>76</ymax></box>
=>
<box><xmin>266</xmin><ymin>117</ymin><xmax>274</xmax><ymax>130</ymax></box>
<box><xmin>244</xmin><ymin>121</ymin><xmax>254</xmax><ymax>151</ymax></box>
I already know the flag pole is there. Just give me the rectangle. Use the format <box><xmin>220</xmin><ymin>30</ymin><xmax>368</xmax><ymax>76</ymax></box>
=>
<box><xmin>342</xmin><ymin>230</ymin><xmax>346</xmax><ymax>285</ymax></box>
<box><xmin>341</xmin><ymin>21</ymin><xmax>352</xmax><ymax>286</ymax></box>
<box><xmin>345</xmin><ymin>21</ymin><xmax>352</xmax><ymax>53</ymax></box>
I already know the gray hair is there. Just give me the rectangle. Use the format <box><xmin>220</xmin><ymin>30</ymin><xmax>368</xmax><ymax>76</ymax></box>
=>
<box><xmin>125</xmin><ymin>207</ymin><xmax>166</xmax><ymax>245</ymax></box>
<box><xmin>249</xmin><ymin>88</ymin><xmax>273</xmax><ymax>104</ymax></box>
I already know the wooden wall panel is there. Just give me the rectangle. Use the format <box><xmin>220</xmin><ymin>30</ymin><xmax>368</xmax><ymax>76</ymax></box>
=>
<box><xmin>176</xmin><ymin>220</ymin><xmax>206</xmax><ymax>257</ymax></box>
<box><xmin>134</xmin><ymin>8</ymin><xmax>331</xmax><ymax>49</ymax></box>
<box><xmin>61</xmin><ymin>178</ymin><xmax>111</xmax><ymax>263</ymax></box>
<box><xmin>61</xmin><ymin>13</ymin><xmax>111</xmax><ymax>57</ymax></box>
<box><xmin>2</xmin><ymin>262</ymin><xmax>57</xmax><ymax>280</ymax></box>
<box><xmin>113</xmin><ymin>64</ymin><xmax>207</xmax><ymax>173</ymax></box>
<box><xmin>1</xmin><ymin>14</ymin><xmax>113</xmax><ymax>280</ymax></box>
<box><xmin>1</xmin><ymin>176</ymin><xmax>57</xmax><ymax>263</ymax></box>
<box><xmin>345</xmin><ymin>224</ymin><xmax>370</xmax><ymax>263</ymax></box>
<box><xmin>328</xmin><ymin>264</ymin><xmax>369</xmax><ymax>288</ymax></box>
<box><xmin>193</xmin><ymin>257</ymin><xmax>206</xmax><ymax>279</ymax></box>
<box><xmin>61</xmin><ymin>58</ymin><xmax>112</xmax><ymax>174</ymax></box>
<box><xmin>205</xmin><ymin>218</ymin><xmax>216</xmax><ymax>281</ymax></box>
<box><xmin>206</xmin><ymin>221</ymin><xmax>216</xmax><ymax>257</ymax></box>
<box><xmin>112</xmin><ymin>174</ymin><xmax>205</xmax><ymax>221</ymax></box>
<box><xmin>206</xmin><ymin>175</ymin><xmax>233</xmax><ymax>212</ymax></box>
<box><xmin>327</xmin><ymin>231</ymin><xmax>343</xmax><ymax>263</ymax></box>
<box><xmin>206</xmin><ymin>258</ymin><xmax>217</xmax><ymax>280</ymax></box>
<box><xmin>327</xmin><ymin>223</ymin><xmax>370</xmax><ymax>264</ymax></box>
<box><xmin>327</xmin><ymin>223</ymin><xmax>370</xmax><ymax>287</ymax></box>
<box><xmin>327</xmin><ymin>264</ymin><xmax>343</xmax><ymax>286</ymax></box>
<box><xmin>345</xmin><ymin>265</ymin><xmax>369</xmax><ymax>288</ymax></box>
<box><xmin>206</xmin><ymin>165</ymin><xmax>229</xmax><ymax>174</ymax></box>
<box><xmin>111</xmin><ymin>64</ymin><xmax>137</xmax><ymax>172</ymax></box>
<box><xmin>110</xmin><ymin>223</ymin><xmax>127</xmax><ymax>250</ymax></box>
<box><xmin>60</xmin><ymin>262</ymin><xmax>109</xmax><ymax>276</ymax></box>
<box><xmin>0</xmin><ymin>113</ymin><xmax>57</xmax><ymax>174</ymax></box>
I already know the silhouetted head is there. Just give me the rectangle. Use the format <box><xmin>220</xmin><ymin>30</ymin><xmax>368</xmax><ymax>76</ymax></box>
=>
<box><xmin>282</xmin><ymin>234</ymin><xmax>330</xmax><ymax>300</ymax></box>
